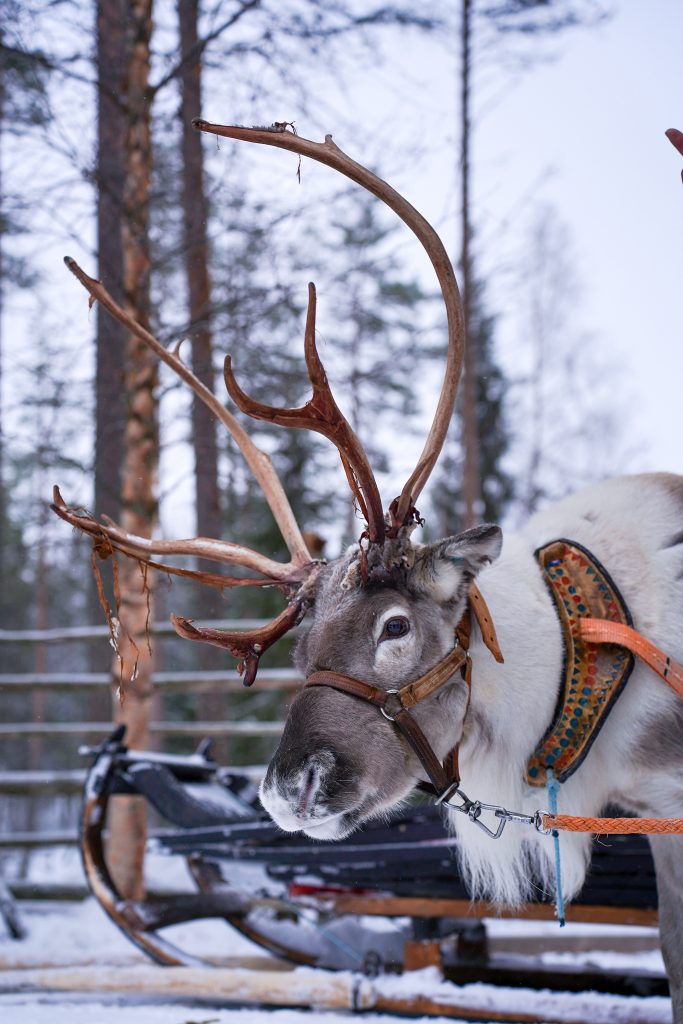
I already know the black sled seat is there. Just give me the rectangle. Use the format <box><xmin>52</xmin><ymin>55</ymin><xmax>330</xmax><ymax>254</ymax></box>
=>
<box><xmin>79</xmin><ymin>728</ymin><xmax>664</xmax><ymax>994</ymax></box>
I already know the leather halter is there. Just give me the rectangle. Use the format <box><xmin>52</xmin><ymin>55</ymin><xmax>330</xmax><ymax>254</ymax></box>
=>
<box><xmin>304</xmin><ymin>584</ymin><xmax>503</xmax><ymax>802</ymax></box>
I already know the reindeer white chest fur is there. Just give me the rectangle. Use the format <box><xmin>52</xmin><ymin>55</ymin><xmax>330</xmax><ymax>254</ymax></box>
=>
<box><xmin>449</xmin><ymin>474</ymin><xmax>683</xmax><ymax>906</ymax></box>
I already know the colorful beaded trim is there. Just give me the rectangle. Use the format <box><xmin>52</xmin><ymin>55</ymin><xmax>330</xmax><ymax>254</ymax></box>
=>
<box><xmin>526</xmin><ymin>539</ymin><xmax>635</xmax><ymax>787</ymax></box>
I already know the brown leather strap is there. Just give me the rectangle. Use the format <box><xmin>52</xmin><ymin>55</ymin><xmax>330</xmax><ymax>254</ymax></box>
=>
<box><xmin>395</xmin><ymin>644</ymin><xmax>468</xmax><ymax>709</ymax></box>
<box><xmin>303</xmin><ymin>588</ymin><xmax>498</xmax><ymax>801</ymax></box>
<box><xmin>579</xmin><ymin>618</ymin><xmax>683</xmax><ymax>699</ymax></box>
<box><xmin>306</xmin><ymin>642</ymin><xmax>470</xmax><ymax>799</ymax></box>
<box><xmin>306</xmin><ymin>670</ymin><xmax>459</xmax><ymax>796</ymax></box>
<box><xmin>305</xmin><ymin>670</ymin><xmax>387</xmax><ymax>707</ymax></box>
<box><xmin>469</xmin><ymin>583</ymin><xmax>504</xmax><ymax>663</ymax></box>
<box><xmin>393</xmin><ymin>709</ymin><xmax>451</xmax><ymax>794</ymax></box>
<box><xmin>306</xmin><ymin>644</ymin><xmax>468</xmax><ymax>716</ymax></box>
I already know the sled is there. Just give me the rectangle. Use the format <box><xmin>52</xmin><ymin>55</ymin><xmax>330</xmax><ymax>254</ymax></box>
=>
<box><xmin>79</xmin><ymin>727</ymin><xmax>666</xmax><ymax>998</ymax></box>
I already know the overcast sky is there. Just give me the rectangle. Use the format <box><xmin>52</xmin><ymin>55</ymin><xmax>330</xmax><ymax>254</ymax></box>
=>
<box><xmin>396</xmin><ymin>0</ymin><xmax>683</xmax><ymax>476</ymax></box>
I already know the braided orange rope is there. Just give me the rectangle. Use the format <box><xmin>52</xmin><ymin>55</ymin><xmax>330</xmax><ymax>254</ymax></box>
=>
<box><xmin>543</xmin><ymin>814</ymin><xmax>683</xmax><ymax>834</ymax></box>
<box><xmin>537</xmin><ymin>619</ymin><xmax>683</xmax><ymax>835</ymax></box>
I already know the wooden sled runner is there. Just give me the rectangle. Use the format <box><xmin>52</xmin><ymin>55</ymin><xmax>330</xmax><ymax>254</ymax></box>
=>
<box><xmin>79</xmin><ymin>727</ymin><xmax>667</xmax><ymax>999</ymax></box>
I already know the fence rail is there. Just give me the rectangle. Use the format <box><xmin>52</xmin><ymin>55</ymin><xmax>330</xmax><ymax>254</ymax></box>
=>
<box><xmin>0</xmin><ymin>618</ymin><xmax>277</xmax><ymax>644</ymax></box>
<box><xmin>0</xmin><ymin>720</ymin><xmax>285</xmax><ymax>738</ymax></box>
<box><xmin>0</xmin><ymin>619</ymin><xmax>291</xmax><ymax>858</ymax></box>
<box><xmin>0</xmin><ymin>668</ymin><xmax>301</xmax><ymax>690</ymax></box>
<box><xmin>0</xmin><ymin>770</ymin><xmax>85</xmax><ymax>794</ymax></box>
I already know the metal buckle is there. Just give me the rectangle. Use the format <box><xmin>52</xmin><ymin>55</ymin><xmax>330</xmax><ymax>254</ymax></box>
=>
<box><xmin>434</xmin><ymin>781</ymin><xmax>460</xmax><ymax>805</ymax></box>
<box><xmin>533</xmin><ymin>810</ymin><xmax>552</xmax><ymax>835</ymax></box>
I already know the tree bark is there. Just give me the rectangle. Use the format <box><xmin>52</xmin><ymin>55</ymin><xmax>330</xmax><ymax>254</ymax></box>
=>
<box><xmin>106</xmin><ymin>0</ymin><xmax>157</xmax><ymax>902</ymax></box>
<box><xmin>177</xmin><ymin>1</ymin><xmax>225</xmax><ymax>744</ymax></box>
<box><xmin>459</xmin><ymin>0</ymin><xmax>482</xmax><ymax>528</ymax></box>
<box><xmin>95</xmin><ymin>1</ymin><xmax>126</xmax><ymax>522</ymax></box>
<box><xmin>178</xmin><ymin>0</ymin><xmax>221</xmax><ymax>550</ymax></box>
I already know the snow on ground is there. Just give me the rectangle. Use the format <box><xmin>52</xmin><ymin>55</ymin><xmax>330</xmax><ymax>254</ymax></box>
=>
<box><xmin>0</xmin><ymin>897</ymin><xmax>672</xmax><ymax>1024</ymax></box>
<box><xmin>0</xmin><ymin>997</ymin><xmax>442</xmax><ymax>1024</ymax></box>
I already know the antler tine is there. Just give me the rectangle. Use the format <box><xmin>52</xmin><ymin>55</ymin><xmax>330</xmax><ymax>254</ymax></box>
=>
<box><xmin>194</xmin><ymin>120</ymin><xmax>465</xmax><ymax>533</ymax></box>
<box><xmin>52</xmin><ymin>485</ymin><xmax>320</xmax><ymax>684</ymax></box>
<box><xmin>666</xmin><ymin>128</ymin><xmax>683</xmax><ymax>183</ymax></box>
<box><xmin>63</xmin><ymin>257</ymin><xmax>313</xmax><ymax>568</ymax></box>
<box><xmin>172</xmin><ymin>598</ymin><xmax>307</xmax><ymax>687</ymax></box>
<box><xmin>224</xmin><ymin>281</ymin><xmax>385</xmax><ymax>543</ymax></box>
<box><xmin>51</xmin><ymin>485</ymin><xmax>311</xmax><ymax>586</ymax></box>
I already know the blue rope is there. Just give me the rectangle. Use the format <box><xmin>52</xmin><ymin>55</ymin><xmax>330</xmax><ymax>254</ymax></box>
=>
<box><xmin>546</xmin><ymin>768</ymin><xmax>566</xmax><ymax>927</ymax></box>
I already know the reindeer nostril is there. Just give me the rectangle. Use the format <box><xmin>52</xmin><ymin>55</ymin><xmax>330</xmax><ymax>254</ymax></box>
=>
<box><xmin>297</xmin><ymin>764</ymin><xmax>317</xmax><ymax>817</ymax></box>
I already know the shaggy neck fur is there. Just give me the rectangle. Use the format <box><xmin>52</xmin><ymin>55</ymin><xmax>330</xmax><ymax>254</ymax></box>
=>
<box><xmin>448</xmin><ymin>475</ymin><xmax>683</xmax><ymax>907</ymax></box>
<box><xmin>445</xmin><ymin>533</ymin><xmax>592</xmax><ymax>906</ymax></box>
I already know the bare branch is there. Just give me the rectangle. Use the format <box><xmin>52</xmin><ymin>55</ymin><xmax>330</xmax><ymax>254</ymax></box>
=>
<box><xmin>150</xmin><ymin>0</ymin><xmax>263</xmax><ymax>97</ymax></box>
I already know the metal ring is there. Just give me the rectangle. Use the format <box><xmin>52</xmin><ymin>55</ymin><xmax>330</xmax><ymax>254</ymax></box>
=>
<box><xmin>380</xmin><ymin>688</ymin><xmax>400</xmax><ymax>721</ymax></box>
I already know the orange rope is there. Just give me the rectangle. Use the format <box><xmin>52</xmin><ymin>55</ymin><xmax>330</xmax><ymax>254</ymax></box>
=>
<box><xmin>543</xmin><ymin>813</ymin><xmax>683</xmax><ymax>834</ymax></box>
<box><xmin>539</xmin><ymin>619</ymin><xmax>683</xmax><ymax>835</ymax></box>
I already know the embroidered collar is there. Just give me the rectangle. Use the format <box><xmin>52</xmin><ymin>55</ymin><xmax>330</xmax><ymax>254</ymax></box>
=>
<box><xmin>526</xmin><ymin>539</ymin><xmax>635</xmax><ymax>787</ymax></box>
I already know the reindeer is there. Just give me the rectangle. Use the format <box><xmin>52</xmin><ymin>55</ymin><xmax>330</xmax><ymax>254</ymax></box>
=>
<box><xmin>55</xmin><ymin>122</ymin><xmax>683</xmax><ymax>1019</ymax></box>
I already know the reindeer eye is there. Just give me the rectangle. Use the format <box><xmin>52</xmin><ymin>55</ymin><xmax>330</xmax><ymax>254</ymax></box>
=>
<box><xmin>380</xmin><ymin>616</ymin><xmax>410</xmax><ymax>642</ymax></box>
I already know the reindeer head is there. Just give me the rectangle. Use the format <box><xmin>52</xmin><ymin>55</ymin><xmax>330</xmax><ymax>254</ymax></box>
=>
<box><xmin>262</xmin><ymin>525</ymin><xmax>502</xmax><ymax>838</ymax></box>
<box><xmin>54</xmin><ymin>121</ymin><xmax>502</xmax><ymax>839</ymax></box>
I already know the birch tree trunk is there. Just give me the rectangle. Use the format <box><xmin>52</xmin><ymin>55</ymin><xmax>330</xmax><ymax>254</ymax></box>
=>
<box><xmin>106</xmin><ymin>0</ymin><xmax>157</xmax><ymax>901</ymax></box>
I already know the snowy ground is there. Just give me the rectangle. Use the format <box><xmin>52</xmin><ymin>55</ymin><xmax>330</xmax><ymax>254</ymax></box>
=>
<box><xmin>0</xmin><ymin>848</ymin><xmax>672</xmax><ymax>1024</ymax></box>
<box><xmin>0</xmin><ymin>896</ymin><xmax>672</xmax><ymax>1024</ymax></box>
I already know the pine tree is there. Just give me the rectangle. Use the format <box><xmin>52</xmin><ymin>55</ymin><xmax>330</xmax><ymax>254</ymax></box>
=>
<box><xmin>0</xmin><ymin>3</ymin><xmax>51</xmax><ymax>602</ymax></box>
<box><xmin>432</xmin><ymin>274</ymin><xmax>513</xmax><ymax>536</ymax></box>
<box><xmin>437</xmin><ymin>0</ymin><xmax>610</xmax><ymax>535</ymax></box>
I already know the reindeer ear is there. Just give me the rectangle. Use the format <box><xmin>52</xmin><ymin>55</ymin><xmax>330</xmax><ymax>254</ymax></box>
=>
<box><xmin>411</xmin><ymin>524</ymin><xmax>502</xmax><ymax>603</ymax></box>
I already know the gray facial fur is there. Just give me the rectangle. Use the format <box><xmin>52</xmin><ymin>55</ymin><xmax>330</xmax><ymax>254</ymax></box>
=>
<box><xmin>259</xmin><ymin>526</ymin><xmax>502</xmax><ymax>838</ymax></box>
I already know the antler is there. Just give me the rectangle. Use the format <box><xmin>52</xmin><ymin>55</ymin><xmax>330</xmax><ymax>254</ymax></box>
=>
<box><xmin>666</xmin><ymin>128</ymin><xmax>683</xmax><ymax>183</ymax></box>
<box><xmin>63</xmin><ymin>257</ymin><xmax>313</xmax><ymax>572</ymax></box>
<box><xmin>193</xmin><ymin>120</ymin><xmax>465</xmax><ymax>533</ymax></box>
<box><xmin>171</xmin><ymin>600</ymin><xmax>308</xmax><ymax>687</ymax></box>
<box><xmin>51</xmin><ymin>486</ymin><xmax>308</xmax><ymax>591</ymax></box>
<box><xmin>58</xmin><ymin>122</ymin><xmax>465</xmax><ymax>683</ymax></box>
<box><xmin>57</xmin><ymin>259</ymin><xmax>323</xmax><ymax>684</ymax></box>
<box><xmin>224</xmin><ymin>281</ymin><xmax>385</xmax><ymax>544</ymax></box>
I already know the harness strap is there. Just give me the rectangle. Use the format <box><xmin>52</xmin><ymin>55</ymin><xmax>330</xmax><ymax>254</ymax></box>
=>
<box><xmin>304</xmin><ymin>587</ymin><xmax>503</xmax><ymax>802</ymax></box>
<box><xmin>468</xmin><ymin>584</ymin><xmax>504</xmax><ymax>664</ymax></box>
<box><xmin>305</xmin><ymin>642</ymin><xmax>470</xmax><ymax>799</ymax></box>
<box><xmin>579</xmin><ymin>618</ymin><xmax>683</xmax><ymax>699</ymax></box>
<box><xmin>306</xmin><ymin>643</ymin><xmax>468</xmax><ymax>717</ymax></box>
<box><xmin>393</xmin><ymin>709</ymin><xmax>454</xmax><ymax>794</ymax></box>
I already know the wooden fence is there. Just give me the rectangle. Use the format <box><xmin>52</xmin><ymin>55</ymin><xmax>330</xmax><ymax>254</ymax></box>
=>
<box><xmin>0</xmin><ymin>621</ymin><xmax>299</xmax><ymax>865</ymax></box>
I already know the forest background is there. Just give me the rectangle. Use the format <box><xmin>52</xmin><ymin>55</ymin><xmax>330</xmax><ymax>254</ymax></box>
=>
<box><xmin>1</xmin><ymin>0</ymin><xmax>681</xmax><ymax>896</ymax></box>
